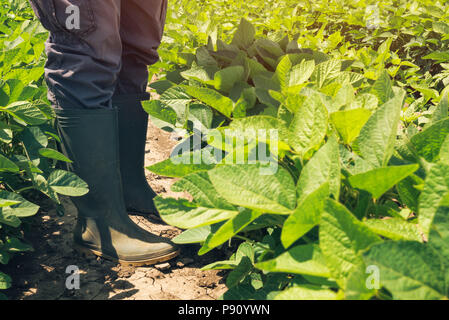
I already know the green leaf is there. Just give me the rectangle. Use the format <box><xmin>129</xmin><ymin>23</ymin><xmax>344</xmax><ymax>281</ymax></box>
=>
<box><xmin>0</xmin><ymin>154</ymin><xmax>19</xmax><ymax>172</ymax></box>
<box><xmin>370</xmin><ymin>71</ymin><xmax>394</xmax><ymax>104</ymax></box>
<box><xmin>171</xmin><ymin>171</ymin><xmax>235</xmax><ymax>210</ymax></box>
<box><xmin>397</xmin><ymin>175</ymin><xmax>423</xmax><ymax>213</ymax></box>
<box><xmin>180</xmin><ymin>64</ymin><xmax>218</xmax><ymax>83</ymax></box>
<box><xmin>188</xmin><ymin>103</ymin><xmax>213</xmax><ymax>129</ymax></box>
<box><xmin>430</xmin><ymin>93</ymin><xmax>448</xmax><ymax>123</ymax></box>
<box><xmin>330</xmin><ymin>108</ymin><xmax>372</xmax><ymax>145</ymax></box>
<box><xmin>154</xmin><ymin>196</ymin><xmax>238</xmax><ymax>229</ymax></box>
<box><xmin>181</xmin><ymin>85</ymin><xmax>234</xmax><ymax>118</ymax></box>
<box><xmin>4</xmin><ymin>237</ymin><xmax>33</xmax><ymax>252</ymax></box>
<box><xmin>226</xmin><ymin>256</ymin><xmax>253</xmax><ymax>288</ymax></box>
<box><xmin>48</xmin><ymin>170</ymin><xmax>89</xmax><ymax>196</ymax></box>
<box><xmin>288</xmin><ymin>93</ymin><xmax>328</xmax><ymax>157</ymax></box>
<box><xmin>146</xmin><ymin>149</ymin><xmax>217</xmax><ymax>178</ymax></box>
<box><xmin>38</xmin><ymin>148</ymin><xmax>72</xmax><ymax>163</ymax></box>
<box><xmin>312</xmin><ymin>59</ymin><xmax>341</xmax><ymax>88</ymax></box>
<box><xmin>296</xmin><ymin>136</ymin><xmax>340</xmax><ymax>203</ymax></box>
<box><xmin>0</xmin><ymin>272</ymin><xmax>11</xmax><ymax>290</ymax></box>
<box><xmin>289</xmin><ymin>59</ymin><xmax>315</xmax><ymax>87</ymax></box>
<box><xmin>428</xmin><ymin>206</ymin><xmax>449</xmax><ymax>290</ymax></box>
<box><xmin>440</xmin><ymin>134</ymin><xmax>449</xmax><ymax>164</ymax></box>
<box><xmin>423</xmin><ymin>51</ymin><xmax>449</xmax><ymax>62</ymax></box>
<box><xmin>348</xmin><ymin>164</ymin><xmax>419</xmax><ymax>199</ymax></box>
<box><xmin>199</xmin><ymin>209</ymin><xmax>262</xmax><ymax>254</ymax></box>
<box><xmin>355</xmin><ymin>91</ymin><xmax>404</xmax><ymax>168</ymax></box>
<box><xmin>363</xmin><ymin>241</ymin><xmax>448</xmax><ymax>300</ymax></box>
<box><xmin>433</xmin><ymin>21</ymin><xmax>449</xmax><ymax>35</ymax></box>
<box><xmin>0</xmin><ymin>191</ymin><xmax>39</xmax><ymax>224</ymax></box>
<box><xmin>172</xmin><ymin>225</ymin><xmax>213</xmax><ymax>244</ymax></box>
<box><xmin>345</xmin><ymin>266</ymin><xmax>375</xmax><ymax>300</ymax></box>
<box><xmin>275</xmin><ymin>55</ymin><xmax>314</xmax><ymax>91</ymax></box>
<box><xmin>0</xmin><ymin>121</ymin><xmax>12</xmax><ymax>143</ymax></box>
<box><xmin>274</xmin><ymin>285</ymin><xmax>338</xmax><ymax>300</ymax></box>
<box><xmin>214</xmin><ymin>66</ymin><xmax>244</xmax><ymax>92</ymax></box>
<box><xmin>3</xmin><ymin>101</ymin><xmax>47</xmax><ymax>125</ymax></box>
<box><xmin>142</xmin><ymin>100</ymin><xmax>177</xmax><ymax>130</ymax></box>
<box><xmin>364</xmin><ymin>218</ymin><xmax>422</xmax><ymax>241</ymax></box>
<box><xmin>0</xmin><ymin>199</ymin><xmax>21</xmax><ymax>207</ymax></box>
<box><xmin>319</xmin><ymin>199</ymin><xmax>381</xmax><ymax>286</ymax></box>
<box><xmin>418</xmin><ymin>162</ymin><xmax>449</xmax><ymax>237</ymax></box>
<box><xmin>228</xmin><ymin>115</ymin><xmax>288</xmax><ymax>141</ymax></box>
<box><xmin>281</xmin><ymin>183</ymin><xmax>329</xmax><ymax>248</ymax></box>
<box><xmin>159</xmin><ymin>86</ymin><xmax>192</xmax><ymax>124</ymax></box>
<box><xmin>411</xmin><ymin>118</ymin><xmax>449</xmax><ymax>163</ymax></box>
<box><xmin>231</xmin><ymin>18</ymin><xmax>255</xmax><ymax>49</ymax></box>
<box><xmin>0</xmin><ymin>251</ymin><xmax>10</xmax><ymax>265</ymax></box>
<box><xmin>208</xmin><ymin>163</ymin><xmax>296</xmax><ymax>214</ymax></box>
<box><xmin>256</xmin><ymin>244</ymin><xmax>330</xmax><ymax>277</ymax></box>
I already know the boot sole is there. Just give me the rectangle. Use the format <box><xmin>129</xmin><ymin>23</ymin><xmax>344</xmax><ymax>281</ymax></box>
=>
<box><xmin>74</xmin><ymin>244</ymin><xmax>180</xmax><ymax>267</ymax></box>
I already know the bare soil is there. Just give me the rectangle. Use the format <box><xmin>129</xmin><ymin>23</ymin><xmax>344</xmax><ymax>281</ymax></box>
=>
<box><xmin>3</xmin><ymin>120</ymin><xmax>228</xmax><ymax>300</ymax></box>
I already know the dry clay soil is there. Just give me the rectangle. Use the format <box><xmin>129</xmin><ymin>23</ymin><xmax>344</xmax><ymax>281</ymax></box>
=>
<box><xmin>4</xmin><ymin>120</ymin><xmax>229</xmax><ymax>300</ymax></box>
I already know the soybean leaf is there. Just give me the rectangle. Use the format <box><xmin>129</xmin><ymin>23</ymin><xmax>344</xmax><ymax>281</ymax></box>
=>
<box><xmin>288</xmin><ymin>93</ymin><xmax>328</xmax><ymax>157</ymax></box>
<box><xmin>181</xmin><ymin>85</ymin><xmax>234</xmax><ymax>118</ymax></box>
<box><xmin>0</xmin><ymin>191</ymin><xmax>39</xmax><ymax>219</ymax></box>
<box><xmin>410</xmin><ymin>117</ymin><xmax>449</xmax><ymax>163</ymax></box>
<box><xmin>172</xmin><ymin>225</ymin><xmax>213</xmax><ymax>244</ymax></box>
<box><xmin>226</xmin><ymin>256</ymin><xmax>253</xmax><ymax>288</ymax></box>
<box><xmin>319</xmin><ymin>199</ymin><xmax>381</xmax><ymax>287</ymax></box>
<box><xmin>171</xmin><ymin>171</ymin><xmax>236</xmax><ymax>210</ymax></box>
<box><xmin>214</xmin><ymin>66</ymin><xmax>244</xmax><ymax>92</ymax></box>
<box><xmin>397</xmin><ymin>175</ymin><xmax>423</xmax><ymax>213</ymax></box>
<box><xmin>4</xmin><ymin>237</ymin><xmax>33</xmax><ymax>252</ymax></box>
<box><xmin>348</xmin><ymin>164</ymin><xmax>419</xmax><ymax>199</ymax></box>
<box><xmin>142</xmin><ymin>100</ymin><xmax>177</xmax><ymax>130</ymax></box>
<box><xmin>146</xmin><ymin>149</ymin><xmax>217</xmax><ymax>178</ymax></box>
<box><xmin>256</xmin><ymin>244</ymin><xmax>331</xmax><ymax>277</ymax></box>
<box><xmin>0</xmin><ymin>272</ymin><xmax>11</xmax><ymax>290</ymax></box>
<box><xmin>199</xmin><ymin>209</ymin><xmax>262</xmax><ymax>255</ymax></box>
<box><xmin>208</xmin><ymin>163</ymin><xmax>297</xmax><ymax>214</ymax></box>
<box><xmin>428</xmin><ymin>206</ymin><xmax>449</xmax><ymax>290</ymax></box>
<box><xmin>281</xmin><ymin>183</ymin><xmax>329</xmax><ymax>248</ymax></box>
<box><xmin>154</xmin><ymin>196</ymin><xmax>238</xmax><ymax>229</ymax></box>
<box><xmin>364</xmin><ymin>218</ymin><xmax>422</xmax><ymax>242</ymax></box>
<box><xmin>48</xmin><ymin>170</ymin><xmax>89</xmax><ymax>196</ymax></box>
<box><xmin>440</xmin><ymin>134</ymin><xmax>449</xmax><ymax>164</ymax></box>
<box><xmin>274</xmin><ymin>285</ymin><xmax>337</xmax><ymax>300</ymax></box>
<box><xmin>430</xmin><ymin>93</ymin><xmax>448</xmax><ymax>123</ymax></box>
<box><xmin>330</xmin><ymin>108</ymin><xmax>371</xmax><ymax>145</ymax></box>
<box><xmin>38</xmin><ymin>148</ymin><xmax>72</xmax><ymax>163</ymax></box>
<box><xmin>370</xmin><ymin>71</ymin><xmax>394</xmax><ymax>104</ymax></box>
<box><xmin>355</xmin><ymin>90</ymin><xmax>404</xmax><ymax>168</ymax></box>
<box><xmin>312</xmin><ymin>59</ymin><xmax>341</xmax><ymax>88</ymax></box>
<box><xmin>231</xmin><ymin>18</ymin><xmax>255</xmax><ymax>49</ymax></box>
<box><xmin>418</xmin><ymin>162</ymin><xmax>449</xmax><ymax>237</ymax></box>
<box><xmin>363</xmin><ymin>241</ymin><xmax>448</xmax><ymax>300</ymax></box>
<box><xmin>0</xmin><ymin>154</ymin><xmax>19</xmax><ymax>172</ymax></box>
<box><xmin>296</xmin><ymin>136</ymin><xmax>340</xmax><ymax>203</ymax></box>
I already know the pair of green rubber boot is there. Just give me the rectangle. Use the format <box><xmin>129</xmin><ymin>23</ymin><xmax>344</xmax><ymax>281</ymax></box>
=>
<box><xmin>55</xmin><ymin>95</ymin><xmax>179</xmax><ymax>266</ymax></box>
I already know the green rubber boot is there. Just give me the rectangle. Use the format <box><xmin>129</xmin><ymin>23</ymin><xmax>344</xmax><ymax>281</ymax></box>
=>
<box><xmin>55</xmin><ymin>107</ymin><xmax>179</xmax><ymax>266</ymax></box>
<box><xmin>113</xmin><ymin>94</ymin><xmax>158</xmax><ymax>215</ymax></box>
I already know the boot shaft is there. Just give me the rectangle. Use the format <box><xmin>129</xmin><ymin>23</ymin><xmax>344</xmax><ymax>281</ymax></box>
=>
<box><xmin>55</xmin><ymin>108</ymin><xmax>127</xmax><ymax>221</ymax></box>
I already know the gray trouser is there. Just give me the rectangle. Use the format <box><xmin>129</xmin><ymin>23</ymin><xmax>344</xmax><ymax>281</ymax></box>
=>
<box><xmin>28</xmin><ymin>0</ymin><xmax>167</xmax><ymax>109</ymax></box>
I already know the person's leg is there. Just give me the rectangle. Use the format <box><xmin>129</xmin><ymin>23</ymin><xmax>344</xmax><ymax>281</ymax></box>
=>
<box><xmin>29</xmin><ymin>0</ymin><xmax>123</xmax><ymax>109</ymax></box>
<box><xmin>28</xmin><ymin>0</ymin><xmax>178</xmax><ymax>264</ymax></box>
<box><xmin>113</xmin><ymin>0</ymin><xmax>168</xmax><ymax>214</ymax></box>
<box><xmin>116</xmin><ymin>0</ymin><xmax>167</xmax><ymax>95</ymax></box>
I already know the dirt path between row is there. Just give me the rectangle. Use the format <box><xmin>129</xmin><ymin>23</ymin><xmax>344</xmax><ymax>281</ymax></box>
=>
<box><xmin>4</xmin><ymin>120</ymin><xmax>228</xmax><ymax>300</ymax></box>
